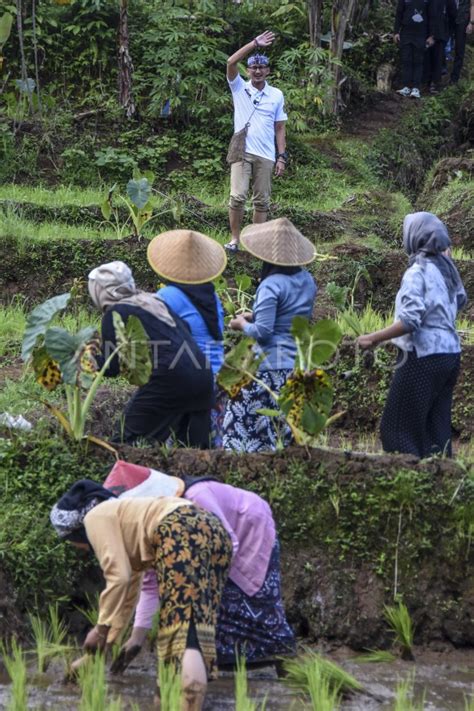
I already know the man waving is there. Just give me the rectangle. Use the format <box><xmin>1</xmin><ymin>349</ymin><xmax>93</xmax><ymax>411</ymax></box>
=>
<box><xmin>225</xmin><ymin>31</ymin><xmax>288</xmax><ymax>252</ymax></box>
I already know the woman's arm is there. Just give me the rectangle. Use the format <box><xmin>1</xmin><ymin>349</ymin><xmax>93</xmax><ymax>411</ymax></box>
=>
<box><xmin>357</xmin><ymin>320</ymin><xmax>409</xmax><ymax>349</ymax></box>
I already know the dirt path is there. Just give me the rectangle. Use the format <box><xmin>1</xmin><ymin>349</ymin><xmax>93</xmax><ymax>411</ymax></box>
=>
<box><xmin>343</xmin><ymin>91</ymin><xmax>414</xmax><ymax>138</ymax></box>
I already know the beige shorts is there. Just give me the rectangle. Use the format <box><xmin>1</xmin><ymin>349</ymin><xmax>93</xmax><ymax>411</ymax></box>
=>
<box><xmin>229</xmin><ymin>152</ymin><xmax>274</xmax><ymax>213</ymax></box>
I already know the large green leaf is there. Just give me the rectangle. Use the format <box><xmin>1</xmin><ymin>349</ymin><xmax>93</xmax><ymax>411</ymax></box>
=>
<box><xmin>0</xmin><ymin>12</ymin><xmax>13</xmax><ymax>46</ymax></box>
<box><xmin>22</xmin><ymin>293</ymin><xmax>71</xmax><ymax>361</ymax></box>
<box><xmin>217</xmin><ymin>337</ymin><xmax>263</xmax><ymax>398</ymax></box>
<box><xmin>44</xmin><ymin>326</ymin><xmax>97</xmax><ymax>385</ymax></box>
<box><xmin>126</xmin><ymin>178</ymin><xmax>151</xmax><ymax>209</ymax></box>
<box><xmin>112</xmin><ymin>312</ymin><xmax>152</xmax><ymax>386</ymax></box>
<box><xmin>278</xmin><ymin>368</ymin><xmax>333</xmax><ymax>443</ymax></box>
<box><xmin>291</xmin><ymin>317</ymin><xmax>342</xmax><ymax>370</ymax></box>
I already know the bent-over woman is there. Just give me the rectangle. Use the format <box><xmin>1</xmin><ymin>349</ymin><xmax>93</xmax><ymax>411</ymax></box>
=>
<box><xmin>50</xmin><ymin>479</ymin><xmax>232</xmax><ymax>711</ymax></box>
<box><xmin>357</xmin><ymin>212</ymin><xmax>467</xmax><ymax>458</ymax></box>
<box><xmin>100</xmin><ymin>460</ymin><xmax>295</xmax><ymax>672</ymax></box>
<box><xmin>147</xmin><ymin>230</ymin><xmax>227</xmax><ymax>446</ymax></box>
<box><xmin>223</xmin><ymin>217</ymin><xmax>317</xmax><ymax>452</ymax></box>
<box><xmin>88</xmin><ymin>260</ymin><xmax>214</xmax><ymax>446</ymax></box>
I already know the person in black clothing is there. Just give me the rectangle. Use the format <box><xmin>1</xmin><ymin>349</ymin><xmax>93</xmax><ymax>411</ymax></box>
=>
<box><xmin>88</xmin><ymin>260</ymin><xmax>214</xmax><ymax>447</ymax></box>
<box><xmin>424</xmin><ymin>0</ymin><xmax>457</xmax><ymax>92</ymax></box>
<box><xmin>394</xmin><ymin>0</ymin><xmax>431</xmax><ymax>98</ymax></box>
<box><xmin>450</xmin><ymin>0</ymin><xmax>474</xmax><ymax>83</ymax></box>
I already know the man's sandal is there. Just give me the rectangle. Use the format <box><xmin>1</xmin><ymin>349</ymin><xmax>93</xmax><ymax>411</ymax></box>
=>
<box><xmin>224</xmin><ymin>242</ymin><xmax>239</xmax><ymax>253</ymax></box>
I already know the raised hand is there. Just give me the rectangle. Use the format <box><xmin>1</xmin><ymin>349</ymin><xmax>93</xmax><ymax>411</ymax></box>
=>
<box><xmin>255</xmin><ymin>31</ymin><xmax>275</xmax><ymax>48</ymax></box>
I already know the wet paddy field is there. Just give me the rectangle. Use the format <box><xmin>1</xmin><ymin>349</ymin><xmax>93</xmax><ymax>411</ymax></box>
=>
<box><xmin>1</xmin><ymin>647</ymin><xmax>472</xmax><ymax>709</ymax></box>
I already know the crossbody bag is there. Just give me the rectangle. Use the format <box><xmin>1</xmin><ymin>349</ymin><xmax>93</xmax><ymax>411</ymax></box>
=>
<box><xmin>226</xmin><ymin>89</ymin><xmax>261</xmax><ymax>165</ymax></box>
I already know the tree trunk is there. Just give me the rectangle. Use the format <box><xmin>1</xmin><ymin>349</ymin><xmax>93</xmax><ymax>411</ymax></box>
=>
<box><xmin>307</xmin><ymin>0</ymin><xmax>323</xmax><ymax>48</ymax></box>
<box><xmin>15</xmin><ymin>0</ymin><xmax>33</xmax><ymax>115</ymax></box>
<box><xmin>329</xmin><ymin>0</ymin><xmax>356</xmax><ymax>114</ymax></box>
<box><xmin>118</xmin><ymin>0</ymin><xmax>135</xmax><ymax>119</ymax></box>
<box><xmin>31</xmin><ymin>0</ymin><xmax>42</xmax><ymax>115</ymax></box>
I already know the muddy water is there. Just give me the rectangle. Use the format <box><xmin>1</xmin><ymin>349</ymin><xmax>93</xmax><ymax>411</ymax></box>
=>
<box><xmin>0</xmin><ymin>648</ymin><xmax>472</xmax><ymax>710</ymax></box>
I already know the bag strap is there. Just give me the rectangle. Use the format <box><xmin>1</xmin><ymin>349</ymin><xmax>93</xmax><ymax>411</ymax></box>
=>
<box><xmin>243</xmin><ymin>88</ymin><xmax>262</xmax><ymax>127</ymax></box>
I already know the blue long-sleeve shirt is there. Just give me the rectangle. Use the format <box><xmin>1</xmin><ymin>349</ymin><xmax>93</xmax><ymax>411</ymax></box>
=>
<box><xmin>157</xmin><ymin>286</ymin><xmax>225</xmax><ymax>375</ymax></box>
<box><xmin>392</xmin><ymin>261</ymin><xmax>466</xmax><ymax>356</ymax></box>
<box><xmin>243</xmin><ymin>270</ymin><xmax>317</xmax><ymax>371</ymax></box>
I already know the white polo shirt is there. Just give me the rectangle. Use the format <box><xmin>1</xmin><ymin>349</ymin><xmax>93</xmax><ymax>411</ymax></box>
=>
<box><xmin>228</xmin><ymin>74</ymin><xmax>287</xmax><ymax>162</ymax></box>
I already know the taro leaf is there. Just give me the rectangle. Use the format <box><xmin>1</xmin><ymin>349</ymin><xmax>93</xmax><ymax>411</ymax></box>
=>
<box><xmin>217</xmin><ymin>337</ymin><xmax>262</xmax><ymax>398</ymax></box>
<box><xmin>235</xmin><ymin>274</ymin><xmax>252</xmax><ymax>292</ymax></box>
<box><xmin>291</xmin><ymin>317</ymin><xmax>342</xmax><ymax>369</ymax></box>
<box><xmin>127</xmin><ymin>178</ymin><xmax>151</xmax><ymax>210</ymax></box>
<box><xmin>22</xmin><ymin>292</ymin><xmax>71</xmax><ymax>361</ymax></box>
<box><xmin>112</xmin><ymin>312</ymin><xmax>152</xmax><ymax>386</ymax></box>
<box><xmin>45</xmin><ymin>326</ymin><xmax>97</xmax><ymax>385</ymax></box>
<box><xmin>278</xmin><ymin>368</ymin><xmax>333</xmax><ymax>443</ymax></box>
<box><xmin>0</xmin><ymin>13</ymin><xmax>13</xmax><ymax>47</ymax></box>
<box><xmin>101</xmin><ymin>197</ymin><xmax>112</xmax><ymax>220</ymax></box>
<box><xmin>32</xmin><ymin>346</ymin><xmax>62</xmax><ymax>391</ymax></box>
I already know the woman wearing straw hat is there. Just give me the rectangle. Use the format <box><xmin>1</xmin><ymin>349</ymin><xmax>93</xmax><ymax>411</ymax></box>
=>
<box><xmin>223</xmin><ymin>217</ymin><xmax>317</xmax><ymax>452</ymax></box>
<box><xmin>147</xmin><ymin>230</ymin><xmax>227</xmax><ymax>447</ymax></box>
<box><xmin>88</xmin><ymin>260</ymin><xmax>214</xmax><ymax>447</ymax></box>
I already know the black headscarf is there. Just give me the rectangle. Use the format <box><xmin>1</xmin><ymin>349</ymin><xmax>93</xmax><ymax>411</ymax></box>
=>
<box><xmin>168</xmin><ymin>283</ymin><xmax>222</xmax><ymax>341</ymax></box>
<box><xmin>260</xmin><ymin>262</ymin><xmax>302</xmax><ymax>282</ymax></box>
<box><xmin>50</xmin><ymin>479</ymin><xmax>116</xmax><ymax>545</ymax></box>
<box><xmin>403</xmin><ymin>212</ymin><xmax>467</xmax><ymax>309</ymax></box>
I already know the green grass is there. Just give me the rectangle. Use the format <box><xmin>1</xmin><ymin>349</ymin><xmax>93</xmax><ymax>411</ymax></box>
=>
<box><xmin>0</xmin><ymin>209</ymin><xmax>118</xmax><ymax>245</ymax></box>
<box><xmin>0</xmin><ymin>302</ymin><xmax>100</xmax><ymax>358</ymax></box>
<box><xmin>0</xmin><ymin>183</ymin><xmax>105</xmax><ymax>207</ymax></box>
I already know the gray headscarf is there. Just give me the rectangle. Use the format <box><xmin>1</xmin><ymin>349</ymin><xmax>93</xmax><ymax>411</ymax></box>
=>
<box><xmin>403</xmin><ymin>212</ymin><xmax>467</xmax><ymax>309</ymax></box>
<box><xmin>88</xmin><ymin>261</ymin><xmax>176</xmax><ymax>327</ymax></box>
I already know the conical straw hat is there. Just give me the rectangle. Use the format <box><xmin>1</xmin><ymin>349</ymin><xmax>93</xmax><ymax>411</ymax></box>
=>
<box><xmin>240</xmin><ymin>218</ymin><xmax>315</xmax><ymax>266</ymax></box>
<box><xmin>147</xmin><ymin>230</ymin><xmax>227</xmax><ymax>284</ymax></box>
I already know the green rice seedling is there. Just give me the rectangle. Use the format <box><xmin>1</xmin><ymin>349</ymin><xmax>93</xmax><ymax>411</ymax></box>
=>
<box><xmin>28</xmin><ymin>611</ymin><xmax>51</xmax><ymax>673</ymax></box>
<box><xmin>464</xmin><ymin>693</ymin><xmax>474</xmax><ymax>710</ymax></box>
<box><xmin>451</xmin><ymin>246</ymin><xmax>473</xmax><ymax>261</ymax></box>
<box><xmin>282</xmin><ymin>652</ymin><xmax>363</xmax><ymax>696</ymax></box>
<box><xmin>392</xmin><ymin>675</ymin><xmax>425</xmax><ymax>711</ymax></box>
<box><xmin>235</xmin><ymin>655</ymin><xmax>267</xmax><ymax>711</ymax></box>
<box><xmin>78</xmin><ymin>653</ymin><xmax>108</xmax><ymax>711</ymax></box>
<box><xmin>158</xmin><ymin>660</ymin><xmax>182</xmax><ymax>710</ymax></box>
<box><xmin>75</xmin><ymin>592</ymin><xmax>100</xmax><ymax>627</ymax></box>
<box><xmin>48</xmin><ymin>602</ymin><xmax>69</xmax><ymax>648</ymax></box>
<box><xmin>351</xmin><ymin>650</ymin><xmax>397</xmax><ymax>663</ymax></box>
<box><xmin>384</xmin><ymin>602</ymin><xmax>414</xmax><ymax>661</ymax></box>
<box><xmin>457</xmin><ymin>317</ymin><xmax>474</xmax><ymax>346</ymax></box>
<box><xmin>337</xmin><ymin>304</ymin><xmax>393</xmax><ymax>338</ymax></box>
<box><xmin>305</xmin><ymin>666</ymin><xmax>340</xmax><ymax>711</ymax></box>
<box><xmin>0</xmin><ymin>639</ymin><xmax>28</xmax><ymax>711</ymax></box>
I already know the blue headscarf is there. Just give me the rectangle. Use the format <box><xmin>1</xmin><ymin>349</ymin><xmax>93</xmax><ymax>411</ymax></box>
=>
<box><xmin>403</xmin><ymin>212</ymin><xmax>467</xmax><ymax>309</ymax></box>
<box><xmin>50</xmin><ymin>479</ymin><xmax>116</xmax><ymax>545</ymax></box>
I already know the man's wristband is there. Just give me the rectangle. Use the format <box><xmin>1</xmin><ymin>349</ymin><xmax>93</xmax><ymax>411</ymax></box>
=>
<box><xmin>254</xmin><ymin>38</ymin><xmax>261</xmax><ymax>49</ymax></box>
<box><xmin>276</xmin><ymin>152</ymin><xmax>288</xmax><ymax>163</ymax></box>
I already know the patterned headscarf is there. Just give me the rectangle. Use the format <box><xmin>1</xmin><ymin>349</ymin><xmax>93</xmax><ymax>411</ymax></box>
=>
<box><xmin>403</xmin><ymin>212</ymin><xmax>467</xmax><ymax>308</ymax></box>
<box><xmin>50</xmin><ymin>479</ymin><xmax>116</xmax><ymax>545</ymax></box>
<box><xmin>88</xmin><ymin>260</ymin><xmax>176</xmax><ymax>326</ymax></box>
<box><xmin>247</xmin><ymin>54</ymin><xmax>269</xmax><ymax>67</ymax></box>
